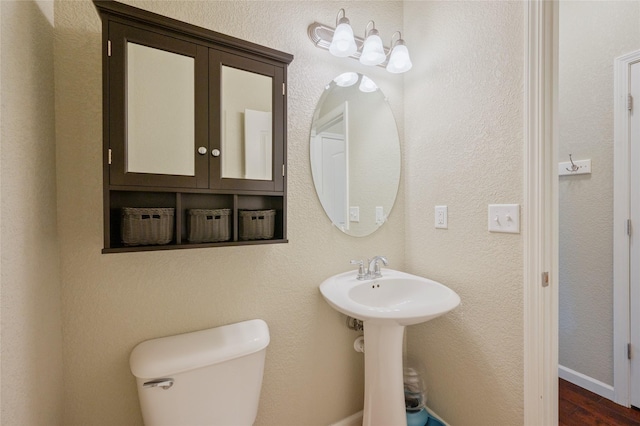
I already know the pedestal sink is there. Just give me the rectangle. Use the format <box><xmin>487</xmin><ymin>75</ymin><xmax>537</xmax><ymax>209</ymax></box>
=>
<box><xmin>319</xmin><ymin>269</ymin><xmax>460</xmax><ymax>426</ymax></box>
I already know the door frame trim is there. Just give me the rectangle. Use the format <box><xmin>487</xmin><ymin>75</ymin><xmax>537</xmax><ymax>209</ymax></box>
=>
<box><xmin>612</xmin><ymin>49</ymin><xmax>640</xmax><ymax>408</ymax></box>
<box><xmin>524</xmin><ymin>1</ymin><xmax>558</xmax><ymax>424</ymax></box>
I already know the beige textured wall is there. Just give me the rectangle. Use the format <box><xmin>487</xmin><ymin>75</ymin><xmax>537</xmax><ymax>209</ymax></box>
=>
<box><xmin>403</xmin><ymin>2</ymin><xmax>525</xmax><ymax>425</ymax></box>
<box><xmin>0</xmin><ymin>1</ymin><xmax>64</xmax><ymax>425</ymax></box>
<box><xmin>53</xmin><ymin>1</ymin><xmax>404</xmax><ymax>425</ymax></box>
<box><xmin>558</xmin><ymin>1</ymin><xmax>640</xmax><ymax>387</ymax></box>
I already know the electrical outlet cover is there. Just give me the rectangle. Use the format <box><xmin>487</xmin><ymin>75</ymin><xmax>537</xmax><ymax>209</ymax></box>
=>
<box><xmin>375</xmin><ymin>206</ymin><xmax>385</xmax><ymax>225</ymax></box>
<box><xmin>435</xmin><ymin>206</ymin><xmax>448</xmax><ymax>229</ymax></box>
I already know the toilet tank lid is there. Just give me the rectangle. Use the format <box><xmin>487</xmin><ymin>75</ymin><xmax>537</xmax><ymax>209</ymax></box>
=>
<box><xmin>130</xmin><ymin>319</ymin><xmax>270</xmax><ymax>378</ymax></box>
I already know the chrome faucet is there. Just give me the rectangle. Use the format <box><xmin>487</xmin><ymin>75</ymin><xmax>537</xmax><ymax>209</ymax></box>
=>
<box><xmin>350</xmin><ymin>256</ymin><xmax>388</xmax><ymax>280</ymax></box>
<box><xmin>368</xmin><ymin>256</ymin><xmax>388</xmax><ymax>279</ymax></box>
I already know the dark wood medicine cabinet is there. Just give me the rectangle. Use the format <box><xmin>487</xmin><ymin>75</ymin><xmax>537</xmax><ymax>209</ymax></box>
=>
<box><xmin>94</xmin><ymin>1</ymin><xmax>293</xmax><ymax>253</ymax></box>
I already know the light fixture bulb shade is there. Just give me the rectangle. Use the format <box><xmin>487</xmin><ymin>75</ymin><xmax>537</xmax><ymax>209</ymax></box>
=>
<box><xmin>329</xmin><ymin>22</ymin><xmax>357</xmax><ymax>57</ymax></box>
<box><xmin>358</xmin><ymin>75</ymin><xmax>378</xmax><ymax>92</ymax></box>
<box><xmin>359</xmin><ymin>33</ymin><xmax>386</xmax><ymax>66</ymax></box>
<box><xmin>386</xmin><ymin>44</ymin><xmax>413</xmax><ymax>73</ymax></box>
<box><xmin>334</xmin><ymin>72</ymin><xmax>359</xmax><ymax>87</ymax></box>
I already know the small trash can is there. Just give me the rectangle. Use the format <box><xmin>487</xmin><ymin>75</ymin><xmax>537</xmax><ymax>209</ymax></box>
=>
<box><xmin>404</xmin><ymin>357</ymin><xmax>429</xmax><ymax>426</ymax></box>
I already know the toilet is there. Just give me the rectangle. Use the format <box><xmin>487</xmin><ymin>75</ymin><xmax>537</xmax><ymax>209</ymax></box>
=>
<box><xmin>129</xmin><ymin>319</ymin><xmax>270</xmax><ymax>426</ymax></box>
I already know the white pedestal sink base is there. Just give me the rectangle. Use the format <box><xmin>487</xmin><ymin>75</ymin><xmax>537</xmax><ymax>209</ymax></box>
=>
<box><xmin>319</xmin><ymin>269</ymin><xmax>461</xmax><ymax>426</ymax></box>
<box><xmin>362</xmin><ymin>323</ymin><xmax>407</xmax><ymax>426</ymax></box>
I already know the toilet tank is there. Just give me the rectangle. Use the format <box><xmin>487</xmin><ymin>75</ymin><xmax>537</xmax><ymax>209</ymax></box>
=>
<box><xmin>130</xmin><ymin>319</ymin><xmax>270</xmax><ymax>426</ymax></box>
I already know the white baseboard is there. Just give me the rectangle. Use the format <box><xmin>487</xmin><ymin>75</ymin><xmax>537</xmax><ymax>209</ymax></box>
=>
<box><xmin>329</xmin><ymin>411</ymin><xmax>362</xmax><ymax>426</ymax></box>
<box><xmin>329</xmin><ymin>407</ymin><xmax>449</xmax><ymax>426</ymax></box>
<box><xmin>558</xmin><ymin>364</ymin><xmax>615</xmax><ymax>401</ymax></box>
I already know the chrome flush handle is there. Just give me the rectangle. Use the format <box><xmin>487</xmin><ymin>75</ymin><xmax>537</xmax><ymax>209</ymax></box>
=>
<box><xmin>143</xmin><ymin>378</ymin><xmax>174</xmax><ymax>390</ymax></box>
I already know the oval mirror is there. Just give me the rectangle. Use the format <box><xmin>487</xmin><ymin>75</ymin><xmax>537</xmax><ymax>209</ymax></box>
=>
<box><xmin>310</xmin><ymin>73</ymin><xmax>401</xmax><ymax>237</ymax></box>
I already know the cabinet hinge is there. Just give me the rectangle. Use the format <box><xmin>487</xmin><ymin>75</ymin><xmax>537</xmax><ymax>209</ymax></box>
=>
<box><xmin>628</xmin><ymin>343</ymin><xmax>632</xmax><ymax>360</ymax></box>
<box><xmin>628</xmin><ymin>219</ymin><xmax>632</xmax><ymax>236</ymax></box>
<box><xmin>629</xmin><ymin>94</ymin><xmax>633</xmax><ymax>111</ymax></box>
<box><xmin>282</xmin><ymin>164</ymin><xmax>285</xmax><ymax>177</ymax></box>
<box><xmin>108</xmin><ymin>148</ymin><xmax>112</xmax><ymax>165</ymax></box>
<box><xmin>282</xmin><ymin>83</ymin><xmax>286</xmax><ymax>96</ymax></box>
<box><xmin>108</xmin><ymin>40</ymin><xmax>112</xmax><ymax>57</ymax></box>
<box><xmin>542</xmin><ymin>271</ymin><xmax>549</xmax><ymax>288</ymax></box>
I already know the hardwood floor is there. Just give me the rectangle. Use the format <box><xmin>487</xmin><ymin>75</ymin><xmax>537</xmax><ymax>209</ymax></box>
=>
<box><xmin>560</xmin><ymin>379</ymin><xmax>640</xmax><ymax>425</ymax></box>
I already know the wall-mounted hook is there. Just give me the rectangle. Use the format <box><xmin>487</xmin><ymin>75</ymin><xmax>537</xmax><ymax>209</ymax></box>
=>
<box><xmin>558</xmin><ymin>156</ymin><xmax>591</xmax><ymax>176</ymax></box>
<box><xmin>566</xmin><ymin>154</ymin><xmax>579</xmax><ymax>172</ymax></box>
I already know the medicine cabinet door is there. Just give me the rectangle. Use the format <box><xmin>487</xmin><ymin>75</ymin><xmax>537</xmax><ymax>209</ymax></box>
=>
<box><xmin>209</xmin><ymin>50</ymin><xmax>285</xmax><ymax>192</ymax></box>
<box><xmin>108</xmin><ymin>22</ymin><xmax>209</xmax><ymax>188</ymax></box>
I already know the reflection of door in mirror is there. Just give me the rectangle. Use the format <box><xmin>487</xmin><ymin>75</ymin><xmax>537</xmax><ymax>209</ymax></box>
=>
<box><xmin>127</xmin><ymin>42</ymin><xmax>195</xmax><ymax>176</ymax></box>
<box><xmin>221</xmin><ymin>66</ymin><xmax>272</xmax><ymax>180</ymax></box>
<box><xmin>319</xmin><ymin>134</ymin><xmax>347</xmax><ymax>230</ymax></box>
<box><xmin>311</xmin><ymin>103</ymin><xmax>349</xmax><ymax>230</ymax></box>
<box><xmin>244</xmin><ymin>109</ymin><xmax>272</xmax><ymax>180</ymax></box>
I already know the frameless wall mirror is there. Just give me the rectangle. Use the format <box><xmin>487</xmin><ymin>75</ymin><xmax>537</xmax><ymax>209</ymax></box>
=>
<box><xmin>310</xmin><ymin>72</ymin><xmax>401</xmax><ymax>237</ymax></box>
<box><xmin>221</xmin><ymin>66</ymin><xmax>273</xmax><ymax>181</ymax></box>
<box><xmin>126</xmin><ymin>42</ymin><xmax>195</xmax><ymax>176</ymax></box>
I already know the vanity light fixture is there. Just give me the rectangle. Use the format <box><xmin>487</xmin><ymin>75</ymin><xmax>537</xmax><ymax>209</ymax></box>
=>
<box><xmin>386</xmin><ymin>32</ymin><xmax>413</xmax><ymax>73</ymax></box>
<box><xmin>358</xmin><ymin>75</ymin><xmax>378</xmax><ymax>92</ymax></box>
<box><xmin>359</xmin><ymin>21</ymin><xmax>386</xmax><ymax>66</ymax></box>
<box><xmin>332</xmin><ymin>73</ymin><xmax>378</xmax><ymax>92</ymax></box>
<box><xmin>333</xmin><ymin>72</ymin><xmax>359</xmax><ymax>87</ymax></box>
<box><xmin>307</xmin><ymin>10</ymin><xmax>412</xmax><ymax>74</ymax></box>
<box><xmin>329</xmin><ymin>9</ymin><xmax>357</xmax><ymax>57</ymax></box>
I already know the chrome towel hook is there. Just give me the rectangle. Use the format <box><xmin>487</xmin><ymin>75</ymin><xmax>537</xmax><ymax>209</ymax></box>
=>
<box><xmin>566</xmin><ymin>154</ymin><xmax>579</xmax><ymax>172</ymax></box>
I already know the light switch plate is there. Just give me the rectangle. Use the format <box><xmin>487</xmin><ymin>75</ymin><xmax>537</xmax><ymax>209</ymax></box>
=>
<box><xmin>488</xmin><ymin>204</ymin><xmax>520</xmax><ymax>234</ymax></box>
<box><xmin>349</xmin><ymin>206</ymin><xmax>359</xmax><ymax>222</ymax></box>
<box><xmin>435</xmin><ymin>205</ymin><xmax>448</xmax><ymax>229</ymax></box>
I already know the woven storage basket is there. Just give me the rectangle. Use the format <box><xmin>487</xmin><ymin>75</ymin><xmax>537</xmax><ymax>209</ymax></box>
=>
<box><xmin>187</xmin><ymin>208</ymin><xmax>231</xmax><ymax>243</ymax></box>
<box><xmin>239</xmin><ymin>209</ymin><xmax>275</xmax><ymax>240</ymax></box>
<box><xmin>121</xmin><ymin>207</ymin><xmax>174</xmax><ymax>246</ymax></box>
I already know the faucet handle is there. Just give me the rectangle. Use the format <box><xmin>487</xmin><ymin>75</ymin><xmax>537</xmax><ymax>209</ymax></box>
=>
<box><xmin>350</xmin><ymin>260</ymin><xmax>366</xmax><ymax>280</ymax></box>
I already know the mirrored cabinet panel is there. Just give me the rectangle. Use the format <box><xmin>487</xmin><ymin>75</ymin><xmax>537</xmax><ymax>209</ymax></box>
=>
<box><xmin>108</xmin><ymin>22</ymin><xmax>209</xmax><ymax>188</ymax></box>
<box><xmin>221</xmin><ymin>66</ymin><xmax>273</xmax><ymax>181</ymax></box>
<box><xmin>94</xmin><ymin>1</ymin><xmax>292</xmax><ymax>253</ymax></box>
<box><xmin>208</xmin><ymin>51</ymin><xmax>284</xmax><ymax>192</ymax></box>
<box><xmin>126</xmin><ymin>42</ymin><xmax>195</xmax><ymax>176</ymax></box>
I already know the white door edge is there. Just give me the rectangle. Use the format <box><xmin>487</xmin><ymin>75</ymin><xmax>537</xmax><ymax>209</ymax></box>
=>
<box><xmin>612</xmin><ymin>49</ymin><xmax>640</xmax><ymax>408</ymax></box>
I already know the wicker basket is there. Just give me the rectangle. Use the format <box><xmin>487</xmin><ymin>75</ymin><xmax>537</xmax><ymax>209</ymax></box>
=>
<box><xmin>239</xmin><ymin>209</ymin><xmax>275</xmax><ymax>240</ymax></box>
<box><xmin>188</xmin><ymin>208</ymin><xmax>231</xmax><ymax>243</ymax></box>
<box><xmin>121</xmin><ymin>207</ymin><xmax>174</xmax><ymax>246</ymax></box>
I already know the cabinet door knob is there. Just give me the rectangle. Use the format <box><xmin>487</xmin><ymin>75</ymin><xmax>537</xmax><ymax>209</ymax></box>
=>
<box><xmin>197</xmin><ymin>146</ymin><xmax>207</xmax><ymax>155</ymax></box>
<box><xmin>211</xmin><ymin>149</ymin><xmax>221</xmax><ymax>157</ymax></box>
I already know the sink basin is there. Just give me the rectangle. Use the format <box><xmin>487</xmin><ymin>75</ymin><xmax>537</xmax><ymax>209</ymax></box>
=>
<box><xmin>319</xmin><ymin>269</ymin><xmax>460</xmax><ymax>326</ymax></box>
<box><xmin>320</xmin><ymin>268</ymin><xmax>460</xmax><ymax>425</ymax></box>
<box><xmin>320</xmin><ymin>269</ymin><xmax>460</xmax><ymax>426</ymax></box>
